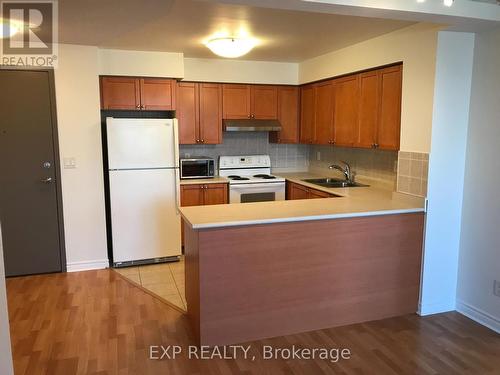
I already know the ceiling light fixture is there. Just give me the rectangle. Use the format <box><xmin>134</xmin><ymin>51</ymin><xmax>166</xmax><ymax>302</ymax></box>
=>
<box><xmin>443</xmin><ymin>0</ymin><xmax>454</xmax><ymax>6</ymax></box>
<box><xmin>0</xmin><ymin>18</ymin><xmax>21</xmax><ymax>39</ymax></box>
<box><xmin>205</xmin><ymin>37</ymin><xmax>257</xmax><ymax>58</ymax></box>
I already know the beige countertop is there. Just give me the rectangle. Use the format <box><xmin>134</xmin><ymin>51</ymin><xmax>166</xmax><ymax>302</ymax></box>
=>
<box><xmin>180</xmin><ymin>172</ymin><xmax>426</xmax><ymax>229</ymax></box>
<box><xmin>179</xmin><ymin>176</ymin><xmax>229</xmax><ymax>185</ymax></box>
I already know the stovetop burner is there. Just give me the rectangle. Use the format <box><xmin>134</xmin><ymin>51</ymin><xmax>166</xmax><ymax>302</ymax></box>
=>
<box><xmin>228</xmin><ymin>175</ymin><xmax>250</xmax><ymax>181</ymax></box>
<box><xmin>253</xmin><ymin>174</ymin><xmax>277</xmax><ymax>180</ymax></box>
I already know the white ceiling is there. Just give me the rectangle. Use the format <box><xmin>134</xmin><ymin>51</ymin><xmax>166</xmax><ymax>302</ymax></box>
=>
<box><xmin>58</xmin><ymin>0</ymin><xmax>414</xmax><ymax>62</ymax></box>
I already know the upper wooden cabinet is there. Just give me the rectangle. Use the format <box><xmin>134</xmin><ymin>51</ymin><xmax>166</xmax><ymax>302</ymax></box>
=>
<box><xmin>355</xmin><ymin>65</ymin><xmax>402</xmax><ymax>150</ymax></box>
<box><xmin>100</xmin><ymin>77</ymin><xmax>176</xmax><ymax>110</ymax></box>
<box><xmin>100</xmin><ymin>77</ymin><xmax>141</xmax><ymax>110</ymax></box>
<box><xmin>177</xmin><ymin>82</ymin><xmax>222</xmax><ymax>145</ymax></box>
<box><xmin>299</xmin><ymin>64</ymin><xmax>402</xmax><ymax>150</ymax></box>
<box><xmin>377</xmin><ymin>65</ymin><xmax>402</xmax><ymax>150</ymax></box>
<box><xmin>299</xmin><ymin>84</ymin><xmax>315</xmax><ymax>144</ymax></box>
<box><xmin>313</xmin><ymin>81</ymin><xmax>335</xmax><ymax>145</ymax></box>
<box><xmin>333</xmin><ymin>75</ymin><xmax>359</xmax><ymax>147</ymax></box>
<box><xmin>269</xmin><ymin>86</ymin><xmax>299</xmax><ymax>144</ymax></box>
<box><xmin>222</xmin><ymin>84</ymin><xmax>278</xmax><ymax>120</ymax></box>
<box><xmin>140</xmin><ymin>78</ymin><xmax>176</xmax><ymax>110</ymax></box>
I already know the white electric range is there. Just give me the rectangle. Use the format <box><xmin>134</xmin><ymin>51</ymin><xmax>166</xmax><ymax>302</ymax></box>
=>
<box><xmin>218</xmin><ymin>155</ymin><xmax>286</xmax><ymax>203</ymax></box>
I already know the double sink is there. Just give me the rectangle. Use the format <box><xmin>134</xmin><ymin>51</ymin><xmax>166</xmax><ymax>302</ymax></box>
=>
<box><xmin>302</xmin><ymin>178</ymin><xmax>369</xmax><ymax>189</ymax></box>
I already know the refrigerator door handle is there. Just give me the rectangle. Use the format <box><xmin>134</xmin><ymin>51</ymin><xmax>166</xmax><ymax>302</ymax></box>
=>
<box><xmin>173</xmin><ymin>119</ymin><xmax>180</xmax><ymax>168</ymax></box>
<box><xmin>174</xmin><ymin>168</ymin><xmax>181</xmax><ymax>213</ymax></box>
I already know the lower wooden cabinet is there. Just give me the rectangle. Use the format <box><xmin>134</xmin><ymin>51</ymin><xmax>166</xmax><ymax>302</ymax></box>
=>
<box><xmin>286</xmin><ymin>181</ymin><xmax>337</xmax><ymax>200</ymax></box>
<box><xmin>180</xmin><ymin>183</ymin><xmax>228</xmax><ymax>245</ymax></box>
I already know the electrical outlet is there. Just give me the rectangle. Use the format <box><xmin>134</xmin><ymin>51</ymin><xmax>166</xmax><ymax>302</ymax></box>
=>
<box><xmin>316</xmin><ymin>151</ymin><xmax>321</xmax><ymax>161</ymax></box>
<box><xmin>494</xmin><ymin>280</ymin><xmax>500</xmax><ymax>297</ymax></box>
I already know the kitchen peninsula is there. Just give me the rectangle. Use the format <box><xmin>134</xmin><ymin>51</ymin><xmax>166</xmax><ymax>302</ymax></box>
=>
<box><xmin>180</xmin><ymin>185</ymin><xmax>426</xmax><ymax>346</ymax></box>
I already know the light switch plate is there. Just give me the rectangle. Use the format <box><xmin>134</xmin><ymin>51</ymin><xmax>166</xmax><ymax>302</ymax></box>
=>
<box><xmin>63</xmin><ymin>157</ymin><xmax>76</xmax><ymax>169</ymax></box>
<box><xmin>494</xmin><ymin>280</ymin><xmax>500</xmax><ymax>297</ymax></box>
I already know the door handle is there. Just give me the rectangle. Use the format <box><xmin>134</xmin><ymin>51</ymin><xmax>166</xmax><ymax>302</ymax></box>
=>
<box><xmin>41</xmin><ymin>177</ymin><xmax>53</xmax><ymax>183</ymax></box>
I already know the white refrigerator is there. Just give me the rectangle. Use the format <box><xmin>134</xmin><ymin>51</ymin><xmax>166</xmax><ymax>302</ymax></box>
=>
<box><xmin>106</xmin><ymin>117</ymin><xmax>181</xmax><ymax>266</ymax></box>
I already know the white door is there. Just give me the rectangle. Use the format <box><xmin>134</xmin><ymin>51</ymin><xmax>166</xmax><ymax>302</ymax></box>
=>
<box><xmin>109</xmin><ymin>169</ymin><xmax>181</xmax><ymax>263</ymax></box>
<box><xmin>107</xmin><ymin>118</ymin><xmax>178</xmax><ymax>169</ymax></box>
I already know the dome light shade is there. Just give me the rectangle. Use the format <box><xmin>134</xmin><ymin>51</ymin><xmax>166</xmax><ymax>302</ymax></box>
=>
<box><xmin>205</xmin><ymin>37</ymin><xmax>256</xmax><ymax>58</ymax></box>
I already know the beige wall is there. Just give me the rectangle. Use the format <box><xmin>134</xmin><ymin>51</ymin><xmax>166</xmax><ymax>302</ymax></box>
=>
<box><xmin>98</xmin><ymin>49</ymin><xmax>184</xmax><ymax>77</ymax></box>
<box><xmin>299</xmin><ymin>23</ymin><xmax>441</xmax><ymax>153</ymax></box>
<box><xmin>457</xmin><ymin>26</ymin><xmax>500</xmax><ymax>332</ymax></box>
<box><xmin>55</xmin><ymin>45</ymin><xmax>109</xmax><ymax>271</ymax></box>
<box><xmin>183</xmin><ymin>57</ymin><xmax>298</xmax><ymax>84</ymax></box>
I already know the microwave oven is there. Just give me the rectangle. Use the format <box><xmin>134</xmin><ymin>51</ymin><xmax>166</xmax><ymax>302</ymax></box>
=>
<box><xmin>180</xmin><ymin>158</ymin><xmax>215</xmax><ymax>179</ymax></box>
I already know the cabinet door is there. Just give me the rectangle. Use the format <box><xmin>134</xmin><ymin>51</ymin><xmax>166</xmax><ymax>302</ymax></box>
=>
<box><xmin>377</xmin><ymin>65</ymin><xmax>402</xmax><ymax>150</ymax></box>
<box><xmin>270</xmin><ymin>86</ymin><xmax>299</xmax><ymax>144</ymax></box>
<box><xmin>314</xmin><ymin>81</ymin><xmax>334</xmax><ymax>145</ymax></box>
<box><xmin>177</xmin><ymin>82</ymin><xmax>199</xmax><ymax>145</ymax></box>
<box><xmin>180</xmin><ymin>184</ymin><xmax>204</xmax><ymax>206</ymax></box>
<box><xmin>251</xmin><ymin>85</ymin><xmax>278</xmax><ymax>119</ymax></box>
<box><xmin>222</xmin><ymin>84</ymin><xmax>251</xmax><ymax>119</ymax></box>
<box><xmin>356</xmin><ymin>71</ymin><xmax>379</xmax><ymax>149</ymax></box>
<box><xmin>199</xmin><ymin>83</ymin><xmax>222</xmax><ymax>144</ymax></box>
<box><xmin>333</xmin><ymin>75</ymin><xmax>358</xmax><ymax>147</ymax></box>
<box><xmin>203</xmin><ymin>184</ymin><xmax>228</xmax><ymax>205</ymax></box>
<box><xmin>309</xmin><ymin>188</ymin><xmax>333</xmax><ymax>199</ymax></box>
<box><xmin>100</xmin><ymin>77</ymin><xmax>140</xmax><ymax>110</ymax></box>
<box><xmin>140</xmin><ymin>78</ymin><xmax>176</xmax><ymax>110</ymax></box>
<box><xmin>300</xmin><ymin>85</ymin><xmax>315</xmax><ymax>144</ymax></box>
<box><xmin>288</xmin><ymin>182</ymin><xmax>309</xmax><ymax>200</ymax></box>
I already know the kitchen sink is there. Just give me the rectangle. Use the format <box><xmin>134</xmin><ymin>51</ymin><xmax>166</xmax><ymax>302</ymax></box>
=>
<box><xmin>302</xmin><ymin>178</ymin><xmax>369</xmax><ymax>188</ymax></box>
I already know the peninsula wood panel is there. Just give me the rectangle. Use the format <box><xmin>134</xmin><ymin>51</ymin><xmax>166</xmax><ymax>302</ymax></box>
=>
<box><xmin>184</xmin><ymin>213</ymin><xmax>425</xmax><ymax>346</ymax></box>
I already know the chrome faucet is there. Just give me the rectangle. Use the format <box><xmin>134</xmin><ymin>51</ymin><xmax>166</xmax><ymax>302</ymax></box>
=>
<box><xmin>329</xmin><ymin>161</ymin><xmax>352</xmax><ymax>182</ymax></box>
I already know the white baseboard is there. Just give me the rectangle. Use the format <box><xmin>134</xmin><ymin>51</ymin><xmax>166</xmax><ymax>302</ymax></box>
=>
<box><xmin>417</xmin><ymin>300</ymin><xmax>456</xmax><ymax>316</ymax></box>
<box><xmin>66</xmin><ymin>259</ymin><xmax>109</xmax><ymax>272</ymax></box>
<box><xmin>456</xmin><ymin>300</ymin><xmax>500</xmax><ymax>334</ymax></box>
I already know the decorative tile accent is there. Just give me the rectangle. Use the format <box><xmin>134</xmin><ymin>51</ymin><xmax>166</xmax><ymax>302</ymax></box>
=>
<box><xmin>397</xmin><ymin>151</ymin><xmax>430</xmax><ymax>197</ymax></box>
<box><xmin>180</xmin><ymin>132</ymin><xmax>309</xmax><ymax>172</ymax></box>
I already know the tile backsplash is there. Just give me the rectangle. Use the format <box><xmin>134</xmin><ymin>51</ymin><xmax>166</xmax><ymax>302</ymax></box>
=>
<box><xmin>179</xmin><ymin>132</ymin><xmax>309</xmax><ymax>172</ymax></box>
<box><xmin>397</xmin><ymin>151</ymin><xmax>429</xmax><ymax>197</ymax></box>
<box><xmin>308</xmin><ymin>145</ymin><xmax>398</xmax><ymax>188</ymax></box>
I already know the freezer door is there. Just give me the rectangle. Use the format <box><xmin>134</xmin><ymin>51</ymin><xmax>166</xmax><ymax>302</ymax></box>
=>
<box><xmin>107</xmin><ymin>118</ymin><xmax>178</xmax><ymax>169</ymax></box>
<box><xmin>109</xmin><ymin>169</ymin><xmax>181</xmax><ymax>263</ymax></box>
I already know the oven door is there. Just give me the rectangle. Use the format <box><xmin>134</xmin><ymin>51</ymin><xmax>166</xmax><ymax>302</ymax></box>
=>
<box><xmin>230</xmin><ymin>182</ymin><xmax>286</xmax><ymax>204</ymax></box>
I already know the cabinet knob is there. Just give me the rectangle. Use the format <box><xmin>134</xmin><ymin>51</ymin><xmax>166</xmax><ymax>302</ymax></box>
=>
<box><xmin>251</xmin><ymin>114</ymin><xmax>255</xmax><ymax>119</ymax></box>
<box><xmin>136</xmin><ymin>105</ymin><xmax>141</xmax><ymax>109</ymax></box>
<box><xmin>374</xmin><ymin>143</ymin><xmax>379</xmax><ymax>149</ymax></box>
<box><xmin>247</xmin><ymin>114</ymin><xmax>251</xmax><ymax>118</ymax></box>
<box><xmin>201</xmin><ymin>139</ymin><xmax>205</xmax><ymax>143</ymax></box>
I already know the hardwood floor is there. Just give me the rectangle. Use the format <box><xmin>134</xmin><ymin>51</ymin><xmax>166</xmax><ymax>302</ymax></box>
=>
<box><xmin>6</xmin><ymin>270</ymin><xmax>500</xmax><ymax>375</ymax></box>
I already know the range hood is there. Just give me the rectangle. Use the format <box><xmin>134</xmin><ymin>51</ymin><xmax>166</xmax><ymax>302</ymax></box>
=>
<box><xmin>223</xmin><ymin>119</ymin><xmax>282</xmax><ymax>132</ymax></box>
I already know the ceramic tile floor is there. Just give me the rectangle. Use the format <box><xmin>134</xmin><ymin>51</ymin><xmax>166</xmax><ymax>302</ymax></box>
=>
<box><xmin>113</xmin><ymin>257</ymin><xmax>186</xmax><ymax>310</ymax></box>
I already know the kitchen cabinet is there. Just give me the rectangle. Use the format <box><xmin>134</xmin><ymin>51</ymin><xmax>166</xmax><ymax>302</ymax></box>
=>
<box><xmin>177</xmin><ymin>82</ymin><xmax>222</xmax><ymax>145</ymax></box>
<box><xmin>100</xmin><ymin>77</ymin><xmax>176</xmax><ymax>110</ymax></box>
<box><xmin>333</xmin><ymin>75</ymin><xmax>358</xmax><ymax>147</ymax></box>
<box><xmin>355</xmin><ymin>65</ymin><xmax>402</xmax><ymax>150</ymax></box>
<box><xmin>269</xmin><ymin>86</ymin><xmax>299</xmax><ymax>144</ymax></box>
<box><xmin>376</xmin><ymin>65</ymin><xmax>402</xmax><ymax>150</ymax></box>
<box><xmin>222</xmin><ymin>84</ymin><xmax>278</xmax><ymax>120</ymax></box>
<box><xmin>180</xmin><ymin>183</ymin><xmax>228</xmax><ymax>245</ymax></box>
<box><xmin>313</xmin><ymin>81</ymin><xmax>335</xmax><ymax>145</ymax></box>
<box><xmin>299</xmin><ymin>84</ymin><xmax>315</xmax><ymax>144</ymax></box>
<box><xmin>100</xmin><ymin>77</ymin><xmax>140</xmax><ymax>110</ymax></box>
<box><xmin>286</xmin><ymin>182</ymin><xmax>337</xmax><ymax>200</ymax></box>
